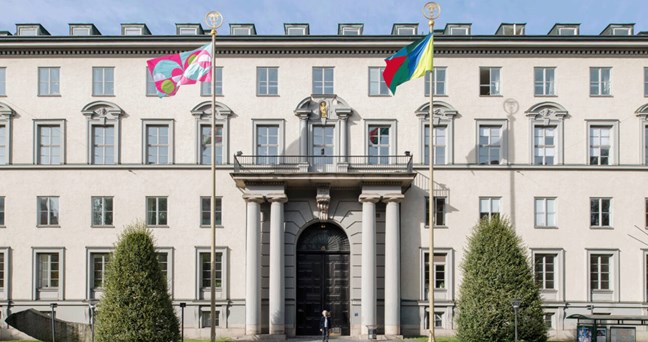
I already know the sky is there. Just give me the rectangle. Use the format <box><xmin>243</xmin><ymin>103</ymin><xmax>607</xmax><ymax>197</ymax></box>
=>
<box><xmin>1</xmin><ymin>0</ymin><xmax>647</xmax><ymax>36</ymax></box>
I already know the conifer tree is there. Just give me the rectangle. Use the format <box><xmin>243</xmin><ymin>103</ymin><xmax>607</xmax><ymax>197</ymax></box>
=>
<box><xmin>95</xmin><ymin>222</ymin><xmax>179</xmax><ymax>341</ymax></box>
<box><xmin>457</xmin><ymin>216</ymin><xmax>547</xmax><ymax>342</ymax></box>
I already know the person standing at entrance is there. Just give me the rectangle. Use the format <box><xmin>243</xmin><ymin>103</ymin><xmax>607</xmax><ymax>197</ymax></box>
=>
<box><xmin>320</xmin><ymin>310</ymin><xmax>331</xmax><ymax>342</ymax></box>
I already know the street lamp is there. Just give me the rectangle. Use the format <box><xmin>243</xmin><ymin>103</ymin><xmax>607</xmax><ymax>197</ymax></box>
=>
<box><xmin>88</xmin><ymin>299</ymin><xmax>98</xmax><ymax>342</ymax></box>
<box><xmin>179</xmin><ymin>302</ymin><xmax>186</xmax><ymax>342</ymax></box>
<box><xmin>50</xmin><ymin>303</ymin><xmax>58</xmax><ymax>342</ymax></box>
<box><xmin>511</xmin><ymin>299</ymin><xmax>521</xmax><ymax>342</ymax></box>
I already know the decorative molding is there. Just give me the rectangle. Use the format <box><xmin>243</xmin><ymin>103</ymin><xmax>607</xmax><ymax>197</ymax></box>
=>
<box><xmin>316</xmin><ymin>186</ymin><xmax>331</xmax><ymax>222</ymax></box>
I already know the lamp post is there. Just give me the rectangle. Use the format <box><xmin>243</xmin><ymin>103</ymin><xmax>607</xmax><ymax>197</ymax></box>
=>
<box><xmin>512</xmin><ymin>299</ymin><xmax>521</xmax><ymax>342</ymax></box>
<box><xmin>89</xmin><ymin>299</ymin><xmax>97</xmax><ymax>342</ymax></box>
<box><xmin>180</xmin><ymin>302</ymin><xmax>186</xmax><ymax>342</ymax></box>
<box><xmin>50</xmin><ymin>303</ymin><xmax>58</xmax><ymax>342</ymax></box>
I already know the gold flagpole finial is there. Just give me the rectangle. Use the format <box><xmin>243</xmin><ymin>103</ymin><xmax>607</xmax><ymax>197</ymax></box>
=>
<box><xmin>205</xmin><ymin>11</ymin><xmax>224</xmax><ymax>35</ymax></box>
<box><xmin>422</xmin><ymin>2</ymin><xmax>441</xmax><ymax>30</ymax></box>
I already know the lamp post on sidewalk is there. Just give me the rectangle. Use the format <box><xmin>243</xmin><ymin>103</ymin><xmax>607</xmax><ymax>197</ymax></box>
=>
<box><xmin>512</xmin><ymin>299</ymin><xmax>521</xmax><ymax>342</ymax></box>
<box><xmin>50</xmin><ymin>303</ymin><xmax>58</xmax><ymax>342</ymax></box>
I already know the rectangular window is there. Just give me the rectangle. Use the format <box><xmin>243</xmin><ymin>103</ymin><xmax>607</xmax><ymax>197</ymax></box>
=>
<box><xmin>156</xmin><ymin>252</ymin><xmax>168</xmax><ymax>281</ymax></box>
<box><xmin>368</xmin><ymin>67</ymin><xmax>389</xmax><ymax>96</ymax></box>
<box><xmin>424</xmin><ymin>125</ymin><xmax>447</xmax><ymax>165</ymax></box>
<box><xmin>0</xmin><ymin>124</ymin><xmax>6</xmax><ymax>164</ymax></box>
<box><xmin>544</xmin><ymin>313</ymin><xmax>554</xmax><ymax>330</ymax></box>
<box><xmin>434</xmin><ymin>313</ymin><xmax>443</xmax><ymax>328</ymax></box>
<box><xmin>313</xmin><ymin>67</ymin><xmax>334</xmax><ymax>95</ymax></box>
<box><xmin>93</xmin><ymin>67</ymin><xmax>114</xmax><ymax>96</ymax></box>
<box><xmin>91</xmin><ymin>253</ymin><xmax>110</xmax><ymax>291</ymax></box>
<box><xmin>424</xmin><ymin>67</ymin><xmax>447</xmax><ymax>96</ymax></box>
<box><xmin>589</xmin><ymin>126</ymin><xmax>611</xmax><ymax>165</ymax></box>
<box><xmin>38</xmin><ymin>253</ymin><xmax>59</xmax><ymax>289</ymax></box>
<box><xmin>0</xmin><ymin>252</ymin><xmax>4</xmax><ymax>290</ymax></box>
<box><xmin>534</xmin><ymin>67</ymin><xmax>555</xmax><ymax>96</ymax></box>
<box><xmin>590</xmin><ymin>67</ymin><xmax>611</xmax><ymax>96</ymax></box>
<box><xmin>590</xmin><ymin>254</ymin><xmax>611</xmax><ymax>290</ymax></box>
<box><xmin>479</xmin><ymin>67</ymin><xmax>500</xmax><ymax>96</ymax></box>
<box><xmin>146</xmin><ymin>69</ymin><xmax>156</xmax><ymax>96</ymax></box>
<box><xmin>645</xmin><ymin>198</ymin><xmax>648</xmax><ymax>228</ymax></box>
<box><xmin>479</xmin><ymin>197</ymin><xmax>501</xmax><ymax>220</ymax></box>
<box><xmin>425</xmin><ymin>197</ymin><xmax>446</xmax><ymax>226</ymax></box>
<box><xmin>311</xmin><ymin>125</ymin><xmax>334</xmax><ymax>166</ymax></box>
<box><xmin>534</xmin><ymin>126</ymin><xmax>556</xmax><ymax>165</ymax></box>
<box><xmin>590</xmin><ymin>198</ymin><xmax>611</xmax><ymax>227</ymax></box>
<box><xmin>38</xmin><ymin>67</ymin><xmax>60</xmax><ymax>96</ymax></box>
<box><xmin>534</xmin><ymin>254</ymin><xmax>555</xmax><ymax>289</ymax></box>
<box><xmin>645</xmin><ymin>126</ymin><xmax>648</xmax><ymax>165</ymax></box>
<box><xmin>200</xmin><ymin>197</ymin><xmax>222</xmax><ymax>226</ymax></box>
<box><xmin>534</xmin><ymin>198</ymin><xmax>556</xmax><ymax>228</ymax></box>
<box><xmin>423</xmin><ymin>253</ymin><xmax>446</xmax><ymax>300</ymax></box>
<box><xmin>256</xmin><ymin>125</ymin><xmax>279</xmax><ymax>164</ymax></box>
<box><xmin>478</xmin><ymin>125</ymin><xmax>501</xmax><ymax>165</ymax></box>
<box><xmin>368</xmin><ymin>126</ymin><xmax>390</xmax><ymax>165</ymax></box>
<box><xmin>147</xmin><ymin>197</ymin><xmax>168</xmax><ymax>226</ymax></box>
<box><xmin>91</xmin><ymin>125</ymin><xmax>115</xmax><ymax>165</ymax></box>
<box><xmin>146</xmin><ymin>125</ymin><xmax>169</xmax><ymax>164</ymax></box>
<box><xmin>91</xmin><ymin>196</ymin><xmax>113</xmax><ymax>227</ymax></box>
<box><xmin>0</xmin><ymin>67</ymin><xmax>5</xmax><ymax>96</ymax></box>
<box><xmin>257</xmin><ymin>67</ymin><xmax>278</xmax><ymax>96</ymax></box>
<box><xmin>644</xmin><ymin>67</ymin><xmax>648</xmax><ymax>97</ymax></box>
<box><xmin>38</xmin><ymin>196</ymin><xmax>59</xmax><ymax>226</ymax></box>
<box><xmin>200</xmin><ymin>125</ymin><xmax>223</xmax><ymax>165</ymax></box>
<box><xmin>0</xmin><ymin>196</ymin><xmax>4</xmax><ymax>226</ymax></box>
<box><xmin>201</xmin><ymin>310</ymin><xmax>220</xmax><ymax>328</ymax></box>
<box><xmin>201</xmin><ymin>67</ymin><xmax>223</xmax><ymax>96</ymax></box>
<box><xmin>200</xmin><ymin>252</ymin><xmax>223</xmax><ymax>289</ymax></box>
<box><xmin>38</xmin><ymin>125</ymin><xmax>62</xmax><ymax>165</ymax></box>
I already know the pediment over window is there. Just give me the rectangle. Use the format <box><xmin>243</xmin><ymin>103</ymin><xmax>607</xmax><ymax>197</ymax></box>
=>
<box><xmin>635</xmin><ymin>103</ymin><xmax>648</xmax><ymax>121</ymax></box>
<box><xmin>191</xmin><ymin>101</ymin><xmax>233</xmax><ymax>120</ymax></box>
<box><xmin>415</xmin><ymin>101</ymin><xmax>458</xmax><ymax>122</ymax></box>
<box><xmin>525</xmin><ymin>102</ymin><xmax>569</xmax><ymax>123</ymax></box>
<box><xmin>293</xmin><ymin>95</ymin><xmax>353</xmax><ymax>121</ymax></box>
<box><xmin>0</xmin><ymin>102</ymin><xmax>14</xmax><ymax>118</ymax></box>
<box><xmin>81</xmin><ymin>101</ymin><xmax>123</xmax><ymax>121</ymax></box>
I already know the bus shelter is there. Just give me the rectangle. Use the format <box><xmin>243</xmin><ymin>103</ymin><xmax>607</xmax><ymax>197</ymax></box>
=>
<box><xmin>567</xmin><ymin>314</ymin><xmax>648</xmax><ymax>342</ymax></box>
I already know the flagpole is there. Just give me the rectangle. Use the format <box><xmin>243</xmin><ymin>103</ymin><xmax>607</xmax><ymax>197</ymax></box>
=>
<box><xmin>205</xmin><ymin>10</ymin><xmax>223</xmax><ymax>342</ymax></box>
<box><xmin>423</xmin><ymin>3</ymin><xmax>440</xmax><ymax>342</ymax></box>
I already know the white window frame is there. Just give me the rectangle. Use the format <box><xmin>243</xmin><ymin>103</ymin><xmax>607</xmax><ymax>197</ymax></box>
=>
<box><xmin>37</xmin><ymin>196</ymin><xmax>60</xmax><ymax>227</ymax></box>
<box><xmin>424</xmin><ymin>67</ymin><xmax>447</xmax><ymax>96</ymax></box>
<box><xmin>179</xmin><ymin>27</ymin><xmax>198</xmax><ymax>35</ymax></box>
<box><xmin>0</xmin><ymin>247</ymin><xmax>9</xmax><ymax>300</ymax></box>
<box><xmin>34</xmin><ymin>120</ymin><xmax>65</xmax><ymax>165</ymax></box>
<box><xmin>124</xmin><ymin>27</ymin><xmax>142</xmax><ymax>36</ymax></box>
<box><xmin>252</xmin><ymin>120</ymin><xmax>284</xmax><ymax>164</ymax></box>
<box><xmin>587</xmin><ymin>249</ymin><xmax>619</xmax><ymax>302</ymax></box>
<box><xmin>532</xmin><ymin>125</ymin><xmax>557</xmax><ymax>165</ymax></box>
<box><xmin>200</xmin><ymin>67</ymin><xmax>223</xmax><ymax>96</ymax></box>
<box><xmin>531</xmin><ymin>249</ymin><xmax>565</xmax><ymax>302</ymax></box>
<box><xmin>146</xmin><ymin>196</ymin><xmax>168</xmax><ymax>227</ymax></box>
<box><xmin>534</xmin><ymin>67</ymin><xmax>556</xmax><ymax>96</ymax></box>
<box><xmin>590</xmin><ymin>67</ymin><xmax>612</xmax><ymax>96</ymax></box>
<box><xmin>146</xmin><ymin>68</ymin><xmax>157</xmax><ymax>96</ymax></box>
<box><xmin>200</xmin><ymin>196</ymin><xmax>223</xmax><ymax>227</ymax></box>
<box><xmin>534</xmin><ymin>197</ymin><xmax>557</xmax><ymax>228</ymax></box>
<box><xmin>586</xmin><ymin>121</ymin><xmax>618</xmax><ymax>165</ymax></box>
<box><xmin>193</xmin><ymin>103</ymin><xmax>231</xmax><ymax>165</ymax></box>
<box><xmin>0</xmin><ymin>121</ymin><xmax>8</xmax><ymax>165</ymax></box>
<box><xmin>33</xmin><ymin>248</ymin><xmax>64</xmax><ymax>300</ymax></box>
<box><xmin>38</xmin><ymin>67</ymin><xmax>60</xmax><ymax>96</ymax></box>
<box><xmin>86</xmin><ymin>248</ymin><xmax>112</xmax><ymax>299</ymax></box>
<box><xmin>397</xmin><ymin>27</ymin><xmax>416</xmax><ymax>35</ymax></box>
<box><xmin>92</xmin><ymin>67</ymin><xmax>115</xmax><ymax>96</ymax></box>
<box><xmin>0</xmin><ymin>67</ymin><xmax>6</xmax><ymax>96</ymax></box>
<box><xmin>420</xmin><ymin>248</ymin><xmax>454</xmax><ymax>302</ymax></box>
<box><xmin>590</xmin><ymin>197</ymin><xmax>612</xmax><ymax>228</ymax></box>
<box><xmin>479</xmin><ymin>67</ymin><xmax>501</xmax><ymax>96</ymax></box>
<box><xmin>91</xmin><ymin>196</ymin><xmax>114</xmax><ymax>227</ymax></box>
<box><xmin>558</xmin><ymin>27</ymin><xmax>577</xmax><ymax>36</ymax></box>
<box><xmin>156</xmin><ymin>247</ymin><xmax>174</xmax><ymax>296</ymax></box>
<box><xmin>198</xmin><ymin>124</ymin><xmax>224</xmax><ymax>165</ymax></box>
<box><xmin>612</xmin><ymin>27</ymin><xmax>631</xmax><ymax>36</ymax></box>
<box><xmin>286</xmin><ymin>27</ymin><xmax>306</xmax><ymax>36</ymax></box>
<box><xmin>256</xmin><ymin>67</ymin><xmax>278</xmax><ymax>96</ymax></box>
<box><xmin>72</xmin><ymin>27</ymin><xmax>91</xmax><ymax>36</ymax></box>
<box><xmin>644</xmin><ymin>123</ymin><xmax>648</xmax><ymax>166</ymax></box>
<box><xmin>200</xmin><ymin>306</ymin><xmax>222</xmax><ymax>328</ymax></box>
<box><xmin>366</xmin><ymin>121</ymin><xmax>397</xmax><ymax>165</ymax></box>
<box><xmin>312</xmin><ymin>67</ymin><xmax>335</xmax><ymax>95</ymax></box>
<box><xmin>142</xmin><ymin>120</ymin><xmax>174</xmax><ymax>165</ymax></box>
<box><xmin>644</xmin><ymin>67</ymin><xmax>648</xmax><ymax>97</ymax></box>
<box><xmin>19</xmin><ymin>27</ymin><xmax>38</xmax><ymax>36</ymax></box>
<box><xmin>231</xmin><ymin>27</ymin><xmax>251</xmax><ymax>36</ymax></box>
<box><xmin>90</xmin><ymin>124</ymin><xmax>116</xmax><ymax>165</ymax></box>
<box><xmin>423</xmin><ymin>124</ymin><xmax>448</xmax><ymax>165</ymax></box>
<box><xmin>196</xmin><ymin>247</ymin><xmax>228</xmax><ymax>300</ymax></box>
<box><xmin>476</xmin><ymin>119</ymin><xmax>508</xmax><ymax>165</ymax></box>
<box><xmin>449</xmin><ymin>27</ymin><xmax>468</xmax><ymax>35</ymax></box>
<box><xmin>0</xmin><ymin>196</ymin><xmax>4</xmax><ymax>227</ymax></box>
<box><xmin>368</xmin><ymin>67</ymin><xmax>390</xmax><ymax>96</ymax></box>
<box><xmin>479</xmin><ymin>197</ymin><xmax>501</xmax><ymax>220</ymax></box>
<box><xmin>425</xmin><ymin>196</ymin><xmax>447</xmax><ymax>228</ymax></box>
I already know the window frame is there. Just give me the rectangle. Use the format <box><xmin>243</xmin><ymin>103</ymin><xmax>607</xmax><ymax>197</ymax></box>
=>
<box><xmin>156</xmin><ymin>247</ymin><xmax>174</xmax><ymax>296</ymax></box>
<box><xmin>425</xmin><ymin>196</ymin><xmax>447</xmax><ymax>227</ymax></box>
<box><xmin>0</xmin><ymin>67</ymin><xmax>5</xmax><ymax>96</ymax></box>
<box><xmin>590</xmin><ymin>197</ymin><xmax>612</xmax><ymax>228</ymax></box>
<box><xmin>644</xmin><ymin>67</ymin><xmax>648</xmax><ymax>97</ymax></box>
<box><xmin>534</xmin><ymin>197</ymin><xmax>557</xmax><ymax>228</ymax></box>
<box><xmin>590</xmin><ymin>67</ymin><xmax>612</xmax><ymax>97</ymax></box>
<box><xmin>38</xmin><ymin>67</ymin><xmax>60</xmax><ymax>96</ymax></box>
<box><xmin>366</xmin><ymin>121</ymin><xmax>397</xmax><ymax>165</ymax></box>
<box><xmin>368</xmin><ymin>67</ymin><xmax>390</xmax><ymax>96</ymax></box>
<box><xmin>32</xmin><ymin>248</ymin><xmax>64</xmax><ymax>300</ymax></box>
<box><xmin>479</xmin><ymin>67</ymin><xmax>501</xmax><ymax>96</ymax></box>
<box><xmin>0</xmin><ymin>196</ymin><xmax>4</xmax><ymax>227</ymax></box>
<box><xmin>196</xmin><ymin>247</ymin><xmax>228</xmax><ymax>300</ymax></box>
<box><xmin>252</xmin><ymin>120</ymin><xmax>284</xmax><ymax>165</ymax></box>
<box><xmin>534</xmin><ymin>67</ymin><xmax>556</xmax><ymax>96</ymax></box>
<box><xmin>587</xmin><ymin>249</ymin><xmax>619</xmax><ymax>302</ymax></box>
<box><xmin>92</xmin><ymin>67</ymin><xmax>115</xmax><ymax>96</ymax></box>
<box><xmin>0</xmin><ymin>118</ymin><xmax>11</xmax><ymax>165</ymax></box>
<box><xmin>142</xmin><ymin>120</ymin><xmax>174</xmax><ymax>165</ymax></box>
<box><xmin>91</xmin><ymin>196</ymin><xmax>114</xmax><ymax>228</ymax></box>
<box><xmin>531</xmin><ymin>249</ymin><xmax>565</xmax><ymax>302</ymax></box>
<box><xmin>146</xmin><ymin>196</ymin><xmax>168</xmax><ymax>227</ymax></box>
<box><xmin>37</xmin><ymin>196</ymin><xmax>60</xmax><ymax>227</ymax></box>
<box><xmin>200</xmin><ymin>196</ymin><xmax>223</xmax><ymax>227</ymax></box>
<box><xmin>256</xmin><ymin>67</ymin><xmax>279</xmax><ymax>96</ymax></box>
<box><xmin>420</xmin><ymin>248</ymin><xmax>454</xmax><ymax>302</ymax></box>
<box><xmin>146</xmin><ymin>67</ymin><xmax>157</xmax><ymax>96</ymax></box>
<box><xmin>200</xmin><ymin>307</ymin><xmax>222</xmax><ymax>328</ymax></box>
<box><xmin>86</xmin><ymin>248</ymin><xmax>112</xmax><ymax>299</ymax></box>
<box><xmin>479</xmin><ymin>197</ymin><xmax>501</xmax><ymax>220</ymax></box>
<box><xmin>424</xmin><ymin>67</ymin><xmax>447</xmax><ymax>97</ymax></box>
<box><xmin>34</xmin><ymin>120</ymin><xmax>65</xmax><ymax>165</ymax></box>
<box><xmin>476</xmin><ymin>119</ymin><xmax>508</xmax><ymax>165</ymax></box>
<box><xmin>200</xmin><ymin>67</ymin><xmax>223</xmax><ymax>96</ymax></box>
<box><xmin>199</xmin><ymin>124</ymin><xmax>224</xmax><ymax>165</ymax></box>
<box><xmin>312</xmin><ymin>66</ymin><xmax>335</xmax><ymax>95</ymax></box>
<box><xmin>90</xmin><ymin>124</ymin><xmax>116</xmax><ymax>165</ymax></box>
<box><xmin>0</xmin><ymin>247</ymin><xmax>9</xmax><ymax>300</ymax></box>
<box><xmin>586</xmin><ymin>121</ymin><xmax>618</xmax><ymax>166</ymax></box>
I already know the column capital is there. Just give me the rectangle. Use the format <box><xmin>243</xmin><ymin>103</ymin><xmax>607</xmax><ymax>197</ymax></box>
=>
<box><xmin>267</xmin><ymin>193</ymin><xmax>288</xmax><ymax>203</ymax></box>
<box><xmin>294</xmin><ymin>109</ymin><xmax>311</xmax><ymax>120</ymax></box>
<box><xmin>358</xmin><ymin>193</ymin><xmax>381</xmax><ymax>203</ymax></box>
<box><xmin>243</xmin><ymin>193</ymin><xmax>266</xmax><ymax>203</ymax></box>
<box><xmin>382</xmin><ymin>193</ymin><xmax>405</xmax><ymax>203</ymax></box>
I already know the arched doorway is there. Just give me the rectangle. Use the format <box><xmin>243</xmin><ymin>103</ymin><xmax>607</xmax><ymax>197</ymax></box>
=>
<box><xmin>296</xmin><ymin>223</ymin><xmax>350</xmax><ymax>335</ymax></box>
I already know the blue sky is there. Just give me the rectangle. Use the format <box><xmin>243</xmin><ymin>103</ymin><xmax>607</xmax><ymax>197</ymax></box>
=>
<box><xmin>1</xmin><ymin>0</ymin><xmax>647</xmax><ymax>36</ymax></box>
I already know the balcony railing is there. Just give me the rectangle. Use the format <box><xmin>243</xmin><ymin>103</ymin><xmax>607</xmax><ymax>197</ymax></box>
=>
<box><xmin>233</xmin><ymin>154</ymin><xmax>413</xmax><ymax>173</ymax></box>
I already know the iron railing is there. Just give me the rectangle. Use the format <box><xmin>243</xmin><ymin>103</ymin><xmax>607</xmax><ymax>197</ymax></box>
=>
<box><xmin>233</xmin><ymin>154</ymin><xmax>413</xmax><ymax>173</ymax></box>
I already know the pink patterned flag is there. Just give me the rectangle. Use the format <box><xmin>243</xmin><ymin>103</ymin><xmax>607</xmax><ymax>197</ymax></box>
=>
<box><xmin>147</xmin><ymin>43</ymin><xmax>212</xmax><ymax>97</ymax></box>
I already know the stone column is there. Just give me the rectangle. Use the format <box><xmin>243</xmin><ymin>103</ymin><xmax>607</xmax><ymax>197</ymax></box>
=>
<box><xmin>337</xmin><ymin>110</ymin><xmax>351</xmax><ymax>163</ymax></box>
<box><xmin>384</xmin><ymin>194</ymin><xmax>404</xmax><ymax>336</ymax></box>
<box><xmin>359</xmin><ymin>193</ymin><xmax>380</xmax><ymax>334</ymax></box>
<box><xmin>268</xmin><ymin>193</ymin><xmax>288</xmax><ymax>335</ymax></box>
<box><xmin>244</xmin><ymin>194</ymin><xmax>265</xmax><ymax>336</ymax></box>
<box><xmin>295</xmin><ymin>110</ymin><xmax>310</xmax><ymax>163</ymax></box>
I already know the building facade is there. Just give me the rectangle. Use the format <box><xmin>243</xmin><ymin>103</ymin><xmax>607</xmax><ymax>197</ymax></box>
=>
<box><xmin>1</xmin><ymin>21</ymin><xmax>648</xmax><ymax>339</ymax></box>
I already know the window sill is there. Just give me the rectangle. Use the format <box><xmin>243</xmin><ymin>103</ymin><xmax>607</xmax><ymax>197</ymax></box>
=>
<box><xmin>368</xmin><ymin>94</ymin><xmax>392</xmax><ymax>97</ymax></box>
<box><xmin>425</xmin><ymin>94</ymin><xmax>448</xmax><ymax>97</ymax></box>
<box><xmin>200</xmin><ymin>225</ymin><xmax>224</xmax><ymax>228</ymax></box>
<box><xmin>92</xmin><ymin>94</ymin><xmax>116</xmax><ymax>97</ymax></box>
<box><xmin>479</xmin><ymin>94</ymin><xmax>503</xmax><ymax>97</ymax></box>
<box><xmin>590</xmin><ymin>226</ymin><xmax>614</xmax><ymax>230</ymax></box>
<box><xmin>200</xmin><ymin>94</ymin><xmax>224</xmax><ymax>97</ymax></box>
<box><xmin>589</xmin><ymin>95</ymin><xmax>613</xmax><ymax>98</ymax></box>
<box><xmin>534</xmin><ymin>94</ymin><xmax>557</xmax><ymax>97</ymax></box>
<box><xmin>91</xmin><ymin>225</ymin><xmax>115</xmax><ymax>229</ymax></box>
<box><xmin>256</xmin><ymin>94</ymin><xmax>280</xmax><ymax>97</ymax></box>
<box><xmin>425</xmin><ymin>225</ymin><xmax>448</xmax><ymax>229</ymax></box>
<box><xmin>147</xmin><ymin>225</ymin><xmax>170</xmax><ymax>228</ymax></box>
<box><xmin>37</xmin><ymin>225</ymin><xmax>61</xmax><ymax>228</ymax></box>
<box><xmin>38</xmin><ymin>94</ymin><xmax>62</xmax><ymax>97</ymax></box>
<box><xmin>534</xmin><ymin>226</ymin><xmax>559</xmax><ymax>229</ymax></box>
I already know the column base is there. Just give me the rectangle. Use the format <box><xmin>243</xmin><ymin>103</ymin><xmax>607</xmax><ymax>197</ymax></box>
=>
<box><xmin>269</xmin><ymin>325</ymin><xmax>286</xmax><ymax>336</ymax></box>
<box><xmin>245</xmin><ymin>325</ymin><xmax>259</xmax><ymax>336</ymax></box>
<box><xmin>384</xmin><ymin>325</ymin><xmax>401</xmax><ymax>336</ymax></box>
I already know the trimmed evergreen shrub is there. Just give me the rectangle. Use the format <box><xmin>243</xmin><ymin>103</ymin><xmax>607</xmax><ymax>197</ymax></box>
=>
<box><xmin>456</xmin><ymin>216</ymin><xmax>547</xmax><ymax>342</ymax></box>
<box><xmin>95</xmin><ymin>222</ymin><xmax>179</xmax><ymax>341</ymax></box>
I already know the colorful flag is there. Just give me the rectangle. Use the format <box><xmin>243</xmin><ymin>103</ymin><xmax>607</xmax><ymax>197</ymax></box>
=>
<box><xmin>382</xmin><ymin>34</ymin><xmax>433</xmax><ymax>94</ymax></box>
<box><xmin>147</xmin><ymin>43</ymin><xmax>212</xmax><ymax>97</ymax></box>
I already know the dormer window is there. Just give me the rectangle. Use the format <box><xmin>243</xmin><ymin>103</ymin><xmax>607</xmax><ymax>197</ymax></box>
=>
<box><xmin>16</xmin><ymin>24</ymin><xmax>50</xmax><ymax>36</ymax></box>
<box><xmin>397</xmin><ymin>27</ymin><xmax>416</xmax><ymax>35</ymax></box>
<box><xmin>450</xmin><ymin>27</ymin><xmax>468</xmax><ymax>35</ymax></box>
<box><xmin>612</xmin><ymin>27</ymin><xmax>631</xmax><ymax>36</ymax></box>
<box><xmin>558</xmin><ymin>27</ymin><xmax>577</xmax><ymax>36</ymax></box>
<box><xmin>230</xmin><ymin>24</ymin><xmax>256</xmax><ymax>36</ymax></box>
<box><xmin>121</xmin><ymin>24</ymin><xmax>150</xmax><ymax>36</ymax></box>
<box><xmin>338</xmin><ymin>24</ymin><xmax>363</xmax><ymax>36</ymax></box>
<box><xmin>179</xmin><ymin>27</ymin><xmax>197</xmax><ymax>35</ymax></box>
<box><xmin>497</xmin><ymin>24</ymin><xmax>525</xmax><ymax>36</ymax></box>
<box><xmin>72</xmin><ymin>27</ymin><xmax>91</xmax><ymax>36</ymax></box>
<box><xmin>600</xmin><ymin>24</ymin><xmax>634</xmax><ymax>36</ymax></box>
<box><xmin>284</xmin><ymin>24</ymin><xmax>309</xmax><ymax>36</ymax></box>
<box><xmin>233</xmin><ymin>27</ymin><xmax>250</xmax><ymax>35</ymax></box>
<box><xmin>19</xmin><ymin>27</ymin><xmax>37</xmax><ymax>36</ymax></box>
<box><xmin>124</xmin><ymin>27</ymin><xmax>142</xmax><ymax>35</ymax></box>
